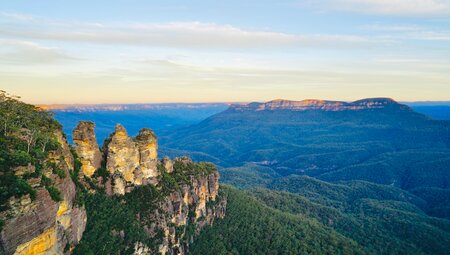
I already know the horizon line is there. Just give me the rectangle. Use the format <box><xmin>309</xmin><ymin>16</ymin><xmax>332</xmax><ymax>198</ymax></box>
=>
<box><xmin>36</xmin><ymin>99</ymin><xmax>450</xmax><ymax>107</ymax></box>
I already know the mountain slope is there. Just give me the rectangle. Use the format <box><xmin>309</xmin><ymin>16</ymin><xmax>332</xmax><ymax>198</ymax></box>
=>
<box><xmin>263</xmin><ymin>176</ymin><xmax>450</xmax><ymax>254</ymax></box>
<box><xmin>191</xmin><ymin>186</ymin><xmax>367</xmax><ymax>255</ymax></box>
<box><xmin>192</xmin><ymin>180</ymin><xmax>450</xmax><ymax>255</ymax></box>
<box><xmin>161</xmin><ymin>98</ymin><xmax>450</xmax><ymax>191</ymax></box>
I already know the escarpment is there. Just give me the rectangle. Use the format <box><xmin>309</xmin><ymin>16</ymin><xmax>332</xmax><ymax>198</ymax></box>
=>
<box><xmin>139</xmin><ymin>160</ymin><xmax>226</xmax><ymax>255</ymax></box>
<box><xmin>230</xmin><ymin>98</ymin><xmax>404</xmax><ymax>112</ymax></box>
<box><xmin>0</xmin><ymin>129</ymin><xmax>87</xmax><ymax>255</ymax></box>
<box><xmin>71</xmin><ymin>122</ymin><xmax>227</xmax><ymax>255</ymax></box>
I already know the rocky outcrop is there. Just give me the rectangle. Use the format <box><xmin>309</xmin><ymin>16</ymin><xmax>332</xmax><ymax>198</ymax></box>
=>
<box><xmin>230</xmin><ymin>98</ymin><xmax>403</xmax><ymax>112</ymax></box>
<box><xmin>0</xmin><ymin>130</ymin><xmax>87</xmax><ymax>255</ymax></box>
<box><xmin>162</xmin><ymin>157</ymin><xmax>174</xmax><ymax>173</ymax></box>
<box><xmin>101</xmin><ymin>124</ymin><xmax>160</xmax><ymax>195</ymax></box>
<box><xmin>141</xmin><ymin>162</ymin><xmax>225</xmax><ymax>255</ymax></box>
<box><xmin>134</xmin><ymin>128</ymin><xmax>159</xmax><ymax>181</ymax></box>
<box><xmin>70</xmin><ymin>121</ymin><xmax>227</xmax><ymax>255</ymax></box>
<box><xmin>103</xmin><ymin>124</ymin><xmax>141</xmax><ymax>194</ymax></box>
<box><xmin>72</xmin><ymin>121</ymin><xmax>102</xmax><ymax>177</ymax></box>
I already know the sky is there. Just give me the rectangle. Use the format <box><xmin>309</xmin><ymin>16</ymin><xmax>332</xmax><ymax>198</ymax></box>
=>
<box><xmin>1</xmin><ymin>0</ymin><xmax>450</xmax><ymax>104</ymax></box>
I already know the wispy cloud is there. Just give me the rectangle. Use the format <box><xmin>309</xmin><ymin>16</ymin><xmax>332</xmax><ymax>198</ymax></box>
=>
<box><xmin>301</xmin><ymin>0</ymin><xmax>450</xmax><ymax>16</ymax></box>
<box><xmin>0</xmin><ymin>12</ymin><xmax>379</xmax><ymax>49</ymax></box>
<box><xmin>363</xmin><ymin>24</ymin><xmax>450</xmax><ymax>41</ymax></box>
<box><xmin>0</xmin><ymin>11</ymin><xmax>35</xmax><ymax>21</ymax></box>
<box><xmin>0</xmin><ymin>39</ymin><xmax>75</xmax><ymax>64</ymax></box>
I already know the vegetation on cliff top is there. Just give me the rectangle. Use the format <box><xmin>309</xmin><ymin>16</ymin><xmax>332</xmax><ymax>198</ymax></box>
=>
<box><xmin>0</xmin><ymin>91</ymin><xmax>63</xmax><ymax>210</ymax></box>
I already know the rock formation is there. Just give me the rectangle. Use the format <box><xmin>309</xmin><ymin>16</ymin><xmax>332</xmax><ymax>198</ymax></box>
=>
<box><xmin>145</xmin><ymin>162</ymin><xmax>226</xmax><ymax>255</ymax></box>
<box><xmin>103</xmin><ymin>124</ymin><xmax>141</xmax><ymax>194</ymax></box>
<box><xmin>71</xmin><ymin>122</ymin><xmax>227</xmax><ymax>254</ymax></box>
<box><xmin>100</xmin><ymin>124</ymin><xmax>160</xmax><ymax>194</ymax></box>
<box><xmin>72</xmin><ymin>121</ymin><xmax>102</xmax><ymax>177</ymax></box>
<box><xmin>0</xmin><ymin>130</ymin><xmax>87</xmax><ymax>255</ymax></box>
<box><xmin>162</xmin><ymin>157</ymin><xmax>174</xmax><ymax>173</ymax></box>
<box><xmin>134</xmin><ymin>128</ymin><xmax>159</xmax><ymax>180</ymax></box>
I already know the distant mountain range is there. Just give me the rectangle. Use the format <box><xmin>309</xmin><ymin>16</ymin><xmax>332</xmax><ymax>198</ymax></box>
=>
<box><xmin>39</xmin><ymin>103</ymin><xmax>231</xmax><ymax>112</ymax></box>
<box><xmin>42</xmin><ymin>100</ymin><xmax>450</xmax><ymax>125</ymax></box>
<box><xmin>160</xmin><ymin>98</ymin><xmax>450</xmax><ymax>218</ymax></box>
<box><xmin>38</xmin><ymin>100</ymin><xmax>450</xmax><ymax>111</ymax></box>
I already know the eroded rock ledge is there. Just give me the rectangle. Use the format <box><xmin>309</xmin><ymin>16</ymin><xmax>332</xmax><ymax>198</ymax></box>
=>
<box><xmin>0</xmin><ymin>130</ymin><xmax>87</xmax><ymax>255</ymax></box>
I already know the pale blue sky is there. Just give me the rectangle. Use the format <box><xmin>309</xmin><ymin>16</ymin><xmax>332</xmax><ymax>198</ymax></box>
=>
<box><xmin>1</xmin><ymin>0</ymin><xmax>449</xmax><ymax>103</ymax></box>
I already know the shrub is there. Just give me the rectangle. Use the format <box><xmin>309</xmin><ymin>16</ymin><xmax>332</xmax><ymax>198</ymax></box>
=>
<box><xmin>10</xmin><ymin>150</ymin><xmax>32</xmax><ymax>166</ymax></box>
<box><xmin>40</xmin><ymin>175</ymin><xmax>52</xmax><ymax>187</ymax></box>
<box><xmin>52</xmin><ymin>168</ymin><xmax>66</xmax><ymax>179</ymax></box>
<box><xmin>46</xmin><ymin>186</ymin><xmax>62</xmax><ymax>202</ymax></box>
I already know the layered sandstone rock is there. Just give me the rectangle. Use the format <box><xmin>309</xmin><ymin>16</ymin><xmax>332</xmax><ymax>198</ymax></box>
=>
<box><xmin>162</xmin><ymin>157</ymin><xmax>174</xmax><ymax>173</ymax></box>
<box><xmin>0</xmin><ymin>130</ymin><xmax>87</xmax><ymax>255</ymax></box>
<box><xmin>72</xmin><ymin>121</ymin><xmax>102</xmax><ymax>177</ymax></box>
<box><xmin>134</xmin><ymin>128</ymin><xmax>159</xmax><ymax>180</ymax></box>
<box><xmin>103</xmin><ymin>124</ymin><xmax>160</xmax><ymax>195</ymax></box>
<box><xmin>141</xmin><ymin>167</ymin><xmax>225</xmax><ymax>255</ymax></box>
<box><xmin>103</xmin><ymin>124</ymin><xmax>140</xmax><ymax>194</ymax></box>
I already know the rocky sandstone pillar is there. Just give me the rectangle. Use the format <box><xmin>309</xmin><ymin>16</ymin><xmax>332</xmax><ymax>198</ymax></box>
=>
<box><xmin>134</xmin><ymin>128</ymin><xmax>159</xmax><ymax>179</ymax></box>
<box><xmin>72</xmin><ymin>121</ymin><xmax>102</xmax><ymax>177</ymax></box>
<box><xmin>103</xmin><ymin>124</ymin><xmax>160</xmax><ymax>194</ymax></box>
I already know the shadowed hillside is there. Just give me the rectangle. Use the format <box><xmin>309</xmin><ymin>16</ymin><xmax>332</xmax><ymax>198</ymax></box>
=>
<box><xmin>191</xmin><ymin>184</ymin><xmax>450</xmax><ymax>255</ymax></box>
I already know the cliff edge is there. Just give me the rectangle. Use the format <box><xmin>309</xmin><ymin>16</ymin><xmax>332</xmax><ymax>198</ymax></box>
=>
<box><xmin>0</xmin><ymin>90</ymin><xmax>226</xmax><ymax>255</ymax></box>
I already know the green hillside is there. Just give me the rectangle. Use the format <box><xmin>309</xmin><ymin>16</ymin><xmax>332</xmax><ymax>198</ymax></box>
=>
<box><xmin>192</xmin><ymin>182</ymin><xmax>450</xmax><ymax>255</ymax></box>
<box><xmin>191</xmin><ymin>186</ymin><xmax>367</xmax><ymax>255</ymax></box>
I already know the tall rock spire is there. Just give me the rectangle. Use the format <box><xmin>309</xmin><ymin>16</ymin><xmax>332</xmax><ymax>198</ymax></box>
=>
<box><xmin>134</xmin><ymin>128</ymin><xmax>159</xmax><ymax>181</ymax></box>
<box><xmin>103</xmin><ymin>124</ymin><xmax>160</xmax><ymax>194</ymax></box>
<box><xmin>72</xmin><ymin>121</ymin><xmax>102</xmax><ymax>177</ymax></box>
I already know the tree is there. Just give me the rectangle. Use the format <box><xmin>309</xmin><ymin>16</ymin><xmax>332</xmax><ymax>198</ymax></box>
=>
<box><xmin>0</xmin><ymin>90</ymin><xmax>22</xmax><ymax>137</ymax></box>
